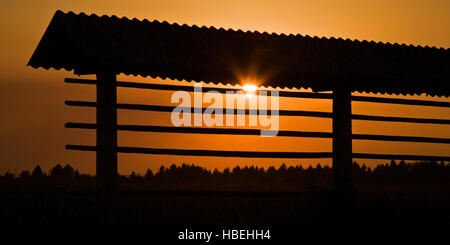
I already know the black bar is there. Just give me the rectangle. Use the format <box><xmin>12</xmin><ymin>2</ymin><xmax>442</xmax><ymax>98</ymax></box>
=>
<box><xmin>65</xmin><ymin>100</ymin><xmax>96</xmax><ymax>107</ymax></box>
<box><xmin>95</xmin><ymin>73</ymin><xmax>118</xmax><ymax>197</ymax></box>
<box><xmin>66</xmin><ymin>144</ymin><xmax>97</xmax><ymax>151</ymax></box>
<box><xmin>351</xmin><ymin>95</ymin><xmax>450</xmax><ymax>107</ymax></box>
<box><xmin>352</xmin><ymin>134</ymin><xmax>450</xmax><ymax>144</ymax></box>
<box><xmin>66</xmin><ymin>122</ymin><xmax>332</xmax><ymax>138</ymax></box>
<box><xmin>65</xmin><ymin>78</ymin><xmax>332</xmax><ymax>99</ymax></box>
<box><xmin>353</xmin><ymin>153</ymin><xmax>450</xmax><ymax>161</ymax></box>
<box><xmin>65</xmin><ymin>145</ymin><xmax>450</xmax><ymax>161</ymax></box>
<box><xmin>66</xmin><ymin>144</ymin><xmax>332</xmax><ymax>158</ymax></box>
<box><xmin>66</xmin><ymin>122</ymin><xmax>96</xmax><ymax>129</ymax></box>
<box><xmin>66</xmin><ymin>122</ymin><xmax>450</xmax><ymax>144</ymax></box>
<box><xmin>332</xmin><ymin>88</ymin><xmax>352</xmax><ymax>193</ymax></box>
<box><xmin>352</xmin><ymin>114</ymin><xmax>450</xmax><ymax>124</ymax></box>
<box><xmin>118</xmin><ymin>104</ymin><xmax>333</xmax><ymax>118</ymax></box>
<box><xmin>65</xmin><ymin>100</ymin><xmax>333</xmax><ymax>118</ymax></box>
<box><xmin>65</xmin><ymin>100</ymin><xmax>450</xmax><ymax>125</ymax></box>
<box><xmin>122</xmin><ymin>147</ymin><xmax>333</xmax><ymax>159</ymax></box>
<box><xmin>65</xmin><ymin>78</ymin><xmax>450</xmax><ymax>107</ymax></box>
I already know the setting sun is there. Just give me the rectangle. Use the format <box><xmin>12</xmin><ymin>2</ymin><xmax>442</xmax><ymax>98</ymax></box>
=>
<box><xmin>243</xmin><ymin>84</ymin><xmax>258</xmax><ymax>96</ymax></box>
<box><xmin>1</xmin><ymin>0</ymin><xmax>450</xmax><ymax>227</ymax></box>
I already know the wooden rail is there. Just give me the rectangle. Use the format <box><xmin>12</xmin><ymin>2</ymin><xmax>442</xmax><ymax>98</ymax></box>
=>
<box><xmin>66</xmin><ymin>122</ymin><xmax>450</xmax><ymax>144</ymax></box>
<box><xmin>66</xmin><ymin>122</ymin><xmax>333</xmax><ymax>138</ymax></box>
<box><xmin>65</xmin><ymin>144</ymin><xmax>450</xmax><ymax>161</ymax></box>
<box><xmin>353</xmin><ymin>153</ymin><xmax>450</xmax><ymax>162</ymax></box>
<box><xmin>65</xmin><ymin>78</ymin><xmax>332</xmax><ymax>99</ymax></box>
<box><xmin>65</xmin><ymin>100</ymin><xmax>333</xmax><ymax>118</ymax></box>
<box><xmin>64</xmin><ymin>76</ymin><xmax>450</xmax><ymax>196</ymax></box>
<box><xmin>66</xmin><ymin>145</ymin><xmax>333</xmax><ymax>158</ymax></box>
<box><xmin>65</xmin><ymin>100</ymin><xmax>450</xmax><ymax>125</ymax></box>
<box><xmin>65</xmin><ymin>78</ymin><xmax>450</xmax><ymax>107</ymax></box>
<box><xmin>351</xmin><ymin>95</ymin><xmax>450</xmax><ymax>107</ymax></box>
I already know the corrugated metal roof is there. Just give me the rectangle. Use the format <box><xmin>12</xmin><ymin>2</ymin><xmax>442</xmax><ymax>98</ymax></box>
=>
<box><xmin>28</xmin><ymin>10</ymin><xmax>450</xmax><ymax>97</ymax></box>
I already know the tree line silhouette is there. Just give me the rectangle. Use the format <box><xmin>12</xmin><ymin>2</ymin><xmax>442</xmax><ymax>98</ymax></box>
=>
<box><xmin>1</xmin><ymin>161</ymin><xmax>449</xmax><ymax>224</ymax></box>
<box><xmin>1</xmin><ymin>160</ymin><xmax>449</xmax><ymax>193</ymax></box>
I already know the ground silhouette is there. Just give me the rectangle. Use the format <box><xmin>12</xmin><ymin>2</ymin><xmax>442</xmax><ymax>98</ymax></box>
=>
<box><xmin>1</xmin><ymin>161</ymin><xmax>449</xmax><ymax>224</ymax></box>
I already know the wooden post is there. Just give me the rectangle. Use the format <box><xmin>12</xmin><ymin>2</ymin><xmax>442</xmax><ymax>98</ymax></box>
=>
<box><xmin>332</xmin><ymin>88</ymin><xmax>352</xmax><ymax>194</ymax></box>
<box><xmin>96</xmin><ymin>72</ymin><xmax>118</xmax><ymax>223</ymax></box>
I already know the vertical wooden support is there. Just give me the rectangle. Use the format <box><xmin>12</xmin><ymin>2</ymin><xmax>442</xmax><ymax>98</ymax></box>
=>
<box><xmin>332</xmin><ymin>88</ymin><xmax>352</xmax><ymax>194</ymax></box>
<box><xmin>96</xmin><ymin>72</ymin><xmax>118</xmax><ymax>223</ymax></box>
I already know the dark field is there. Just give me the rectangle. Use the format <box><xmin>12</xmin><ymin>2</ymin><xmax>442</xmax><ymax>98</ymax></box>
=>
<box><xmin>1</xmin><ymin>161</ymin><xmax>449</xmax><ymax>224</ymax></box>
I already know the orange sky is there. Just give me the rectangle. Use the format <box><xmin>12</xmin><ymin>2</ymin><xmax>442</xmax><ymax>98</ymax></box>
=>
<box><xmin>0</xmin><ymin>0</ymin><xmax>449</xmax><ymax>174</ymax></box>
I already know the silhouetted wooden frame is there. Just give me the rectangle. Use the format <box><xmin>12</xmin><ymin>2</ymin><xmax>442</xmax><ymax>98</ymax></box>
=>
<box><xmin>332</xmin><ymin>88</ymin><xmax>352</xmax><ymax>193</ymax></box>
<box><xmin>66</xmin><ymin>77</ymin><xmax>450</xmax><ymax>196</ymax></box>
<box><xmin>96</xmin><ymin>73</ymin><xmax>118</xmax><ymax>197</ymax></box>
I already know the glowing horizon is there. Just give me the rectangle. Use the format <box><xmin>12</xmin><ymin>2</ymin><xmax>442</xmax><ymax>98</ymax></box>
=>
<box><xmin>0</xmin><ymin>0</ymin><xmax>449</xmax><ymax>174</ymax></box>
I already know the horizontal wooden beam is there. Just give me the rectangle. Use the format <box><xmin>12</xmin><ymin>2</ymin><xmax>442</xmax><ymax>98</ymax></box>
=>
<box><xmin>65</xmin><ymin>78</ymin><xmax>450</xmax><ymax>107</ymax></box>
<box><xmin>66</xmin><ymin>122</ymin><xmax>96</xmax><ymax>129</ymax></box>
<box><xmin>351</xmin><ymin>114</ymin><xmax>450</xmax><ymax>125</ymax></box>
<box><xmin>65</xmin><ymin>122</ymin><xmax>450</xmax><ymax>144</ymax></box>
<box><xmin>66</xmin><ymin>144</ymin><xmax>450</xmax><ymax>161</ymax></box>
<box><xmin>353</xmin><ymin>153</ymin><xmax>450</xmax><ymax>161</ymax></box>
<box><xmin>66</xmin><ymin>144</ymin><xmax>97</xmax><ymax>151</ymax></box>
<box><xmin>66</xmin><ymin>144</ymin><xmax>333</xmax><ymax>158</ymax></box>
<box><xmin>66</xmin><ymin>122</ymin><xmax>332</xmax><ymax>138</ymax></box>
<box><xmin>65</xmin><ymin>100</ymin><xmax>96</xmax><ymax>107</ymax></box>
<box><xmin>352</xmin><ymin>133</ymin><xmax>450</xmax><ymax>144</ymax></box>
<box><xmin>351</xmin><ymin>95</ymin><xmax>450</xmax><ymax>107</ymax></box>
<box><xmin>65</xmin><ymin>100</ymin><xmax>450</xmax><ymax>124</ymax></box>
<box><xmin>65</xmin><ymin>78</ymin><xmax>332</xmax><ymax>99</ymax></box>
<box><xmin>120</xmin><ymin>146</ymin><xmax>332</xmax><ymax>158</ymax></box>
<box><xmin>64</xmin><ymin>100</ymin><xmax>333</xmax><ymax>118</ymax></box>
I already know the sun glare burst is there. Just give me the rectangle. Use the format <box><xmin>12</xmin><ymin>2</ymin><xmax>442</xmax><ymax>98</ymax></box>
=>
<box><xmin>243</xmin><ymin>84</ymin><xmax>258</xmax><ymax>97</ymax></box>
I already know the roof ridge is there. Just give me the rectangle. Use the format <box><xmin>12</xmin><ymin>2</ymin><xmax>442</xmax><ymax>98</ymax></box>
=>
<box><xmin>28</xmin><ymin>10</ymin><xmax>450</xmax><ymax>97</ymax></box>
<box><xmin>55</xmin><ymin>10</ymin><xmax>449</xmax><ymax>51</ymax></box>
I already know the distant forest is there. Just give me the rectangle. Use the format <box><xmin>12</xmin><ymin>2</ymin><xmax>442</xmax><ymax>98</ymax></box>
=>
<box><xmin>1</xmin><ymin>161</ymin><xmax>450</xmax><ymax>224</ymax></box>
<box><xmin>1</xmin><ymin>161</ymin><xmax>449</xmax><ymax>193</ymax></box>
